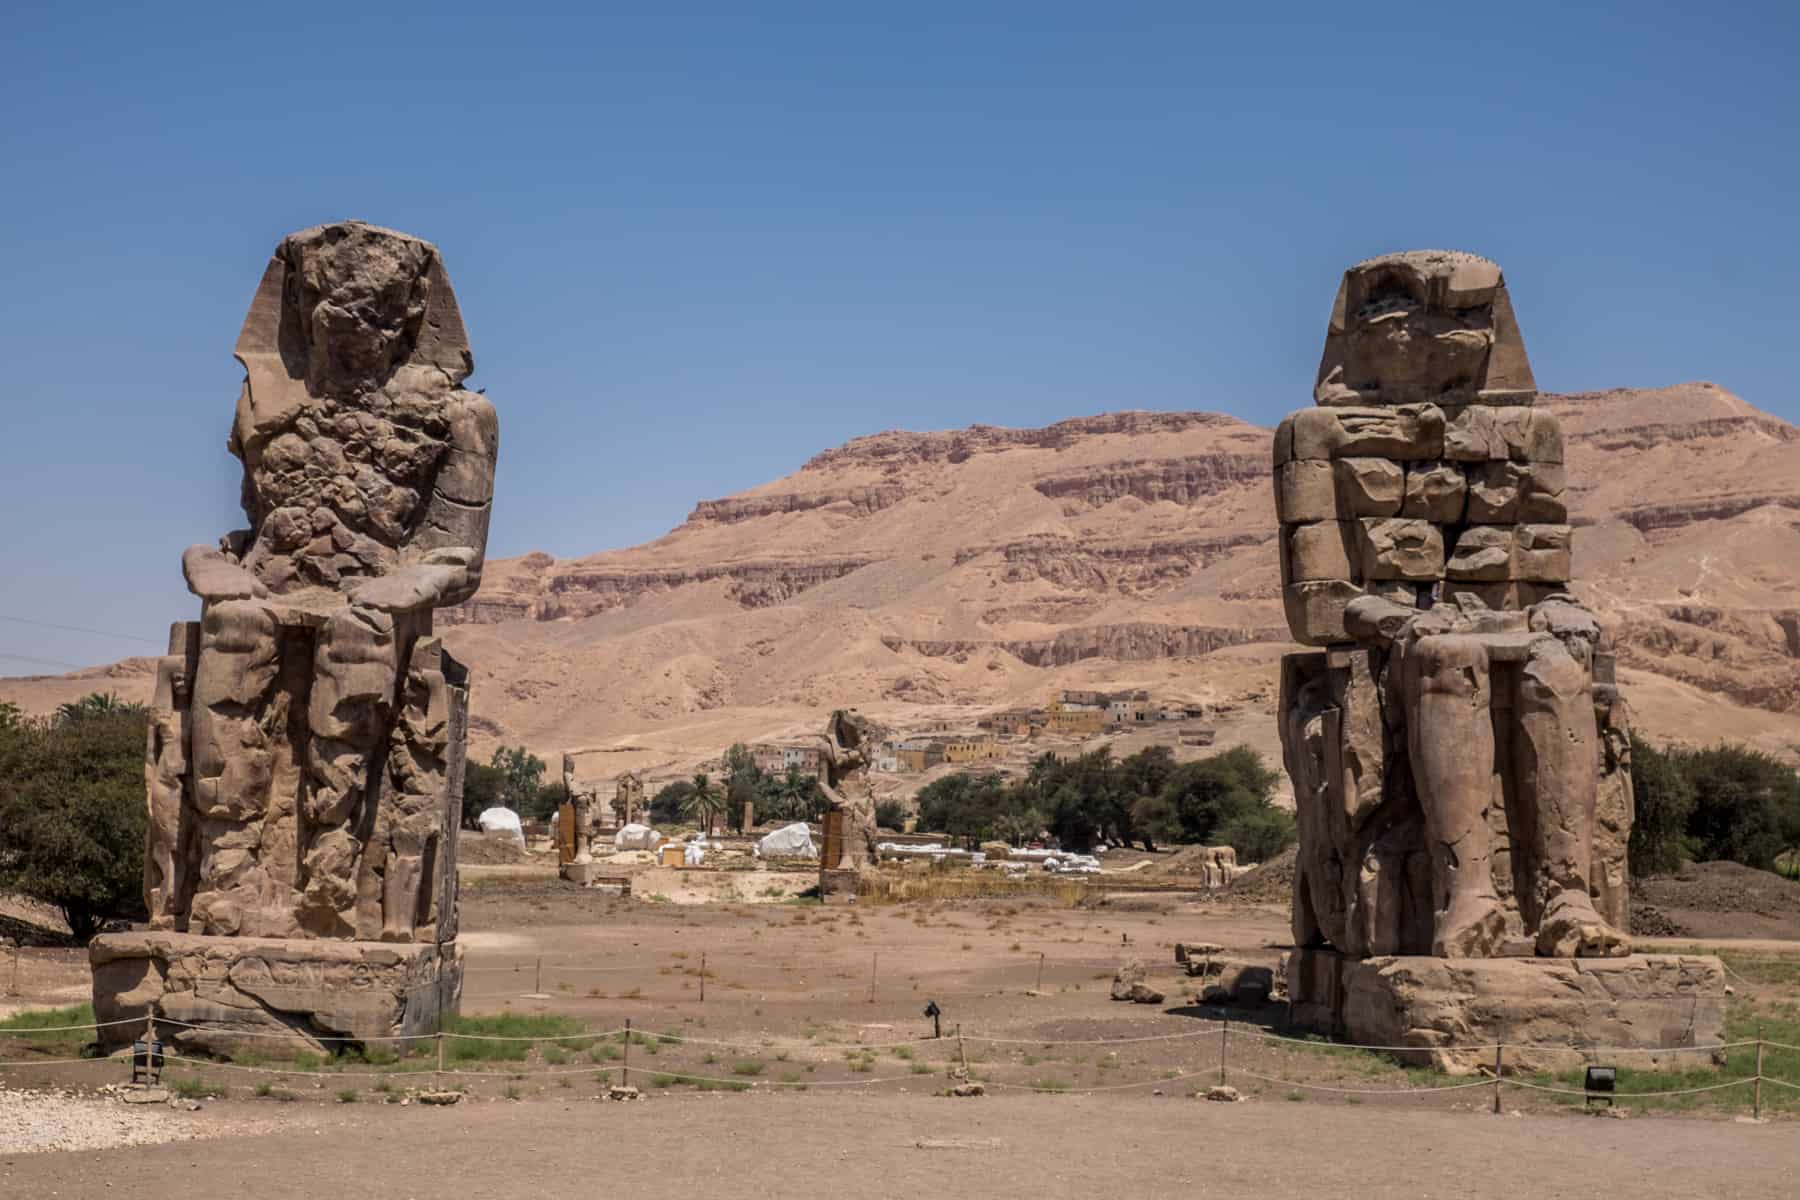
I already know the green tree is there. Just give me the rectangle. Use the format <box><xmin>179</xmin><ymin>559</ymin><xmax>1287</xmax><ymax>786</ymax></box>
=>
<box><xmin>686</xmin><ymin>772</ymin><xmax>727</xmax><ymax>835</ymax></box>
<box><xmin>1680</xmin><ymin>743</ymin><xmax>1800</xmax><ymax>871</ymax></box>
<box><xmin>0</xmin><ymin>701</ymin><xmax>23</xmax><ymax>733</ymax></box>
<box><xmin>1214</xmin><ymin>807</ymin><xmax>1297</xmax><ymax>863</ymax></box>
<box><xmin>488</xmin><ymin>745</ymin><xmax>546</xmax><ymax>812</ymax></box>
<box><xmin>1627</xmin><ymin>733</ymin><xmax>1695</xmax><ymax>876</ymax></box>
<box><xmin>0</xmin><ymin>708</ymin><xmax>147</xmax><ymax>943</ymax></box>
<box><xmin>874</xmin><ymin>798</ymin><xmax>908</xmax><ymax>831</ymax></box>
<box><xmin>54</xmin><ymin>691</ymin><xmax>144</xmax><ymax>724</ymax></box>
<box><xmin>649</xmin><ymin>780</ymin><xmax>696</xmax><ymax>826</ymax></box>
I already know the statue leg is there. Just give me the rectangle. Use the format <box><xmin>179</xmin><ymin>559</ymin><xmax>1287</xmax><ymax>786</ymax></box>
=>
<box><xmin>1407</xmin><ymin>634</ymin><xmax>1509</xmax><ymax>957</ymax></box>
<box><xmin>1515</xmin><ymin>637</ymin><xmax>1630</xmax><ymax>957</ymax></box>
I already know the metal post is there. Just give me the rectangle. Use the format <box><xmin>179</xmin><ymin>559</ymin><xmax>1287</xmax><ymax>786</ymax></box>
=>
<box><xmin>869</xmin><ymin>952</ymin><xmax>878</xmax><ymax>1004</ymax></box>
<box><xmin>700</xmin><ymin>952</ymin><xmax>706</xmax><ymax>1002</ymax></box>
<box><xmin>1219</xmin><ymin>1017</ymin><xmax>1228</xmax><ymax>1085</ymax></box>
<box><xmin>1755</xmin><ymin>1027</ymin><xmax>1765</xmax><ymax>1121</ymax></box>
<box><xmin>623</xmin><ymin>1018</ymin><xmax>632</xmax><ymax>1089</ymax></box>
<box><xmin>436</xmin><ymin>1031</ymin><xmax>445</xmax><ymax>1087</ymax></box>
<box><xmin>10</xmin><ymin>943</ymin><xmax>18</xmax><ymax>996</ymax></box>
<box><xmin>535</xmin><ymin>956</ymin><xmax>543</xmax><ymax>994</ymax></box>
<box><xmin>1492</xmin><ymin>1044</ymin><xmax>1503</xmax><ymax>1114</ymax></box>
<box><xmin>957</xmin><ymin>1023</ymin><xmax>967</xmax><ymax>1079</ymax></box>
<box><xmin>1036</xmin><ymin>953</ymin><xmax>1045</xmax><ymax>993</ymax></box>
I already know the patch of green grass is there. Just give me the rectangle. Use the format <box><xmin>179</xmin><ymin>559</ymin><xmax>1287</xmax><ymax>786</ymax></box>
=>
<box><xmin>168</xmin><ymin>1076</ymin><xmax>226</xmax><ymax>1100</ymax></box>
<box><xmin>650</xmin><ymin>1073</ymin><xmax>678</xmax><ymax>1088</ymax></box>
<box><xmin>731</xmin><ymin>1059</ymin><xmax>765</xmax><ymax>1076</ymax></box>
<box><xmin>0</xmin><ymin>1002</ymin><xmax>96</xmax><ymax>1054</ymax></box>
<box><xmin>502</xmin><ymin>1085</ymin><xmax>523</xmax><ymax>1101</ymax></box>
<box><xmin>542</xmin><ymin>1046</ymin><xmax>568</xmax><ymax>1066</ymax></box>
<box><xmin>591</xmin><ymin>1042</ymin><xmax>620</xmax><ymax>1062</ymax></box>
<box><xmin>335</xmin><ymin>1088</ymin><xmax>359</xmax><ymax>1103</ymax></box>
<box><xmin>442</xmin><ymin>1014</ymin><xmax>590</xmax><ymax>1063</ymax></box>
<box><xmin>1029</xmin><ymin>1077</ymin><xmax>1071</xmax><ymax>1093</ymax></box>
<box><xmin>1286</xmin><ymin>1090</ymin><xmax>1305</xmax><ymax>1102</ymax></box>
<box><xmin>892</xmin><ymin>1045</ymin><xmax>914</xmax><ymax>1060</ymax></box>
<box><xmin>911</xmin><ymin>1061</ymin><xmax>934</xmax><ymax>1075</ymax></box>
<box><xmin>253</xmin><ymin>1080</ymin><xmax>297</xmax><ymax>1101</ymax></box>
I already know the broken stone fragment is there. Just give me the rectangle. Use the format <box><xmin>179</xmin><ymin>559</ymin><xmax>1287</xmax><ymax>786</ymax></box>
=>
<box><xmin>1514</xmin><ymin>524</ymin><xmax>1573</xmax><ymax>582</ymax></box>
<box><xmin>1283</xmin><ymin>579</ymin><xmax>1362</xmax><ymax>646</ymax></box>
<box><xmin>1447</xmin><ymin>526</ymin><xmax>1516</xmax><ymax>581</ymax></box>
<box><xmin>1290</xmin><ymin>405</ymin><xmax>1444</xmax><ymax>460</ymax></box>
<box><xmin>1333</xmin><ymin>457</ymin><xmax>1404</xmax><ymax>516</ymax></box>
<box><xmin>1283</xmin><ymin>521</ymin><xmax>1358</xmax><ymax>583</ymax></box>
<box><xmin>1466</xmin><ymin>460</ymin><xmax>1525</xmax><ymax>523</ymax></box>
<box><xmin>1401</xmin><ymin>462</ymin><xmax>1467</xmax><ymax>523</ymax></box>
<box><xmin>1356</xmin><ymin>518</ymin><xmax>1444</xmax><ymax>580</ymax></box>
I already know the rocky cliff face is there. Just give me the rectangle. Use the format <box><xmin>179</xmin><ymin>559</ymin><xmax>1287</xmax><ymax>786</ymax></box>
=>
<box><xmin>12</xmin><ymin>385</ymin><xmax>1796</xmax><ymax>771</ymax></box>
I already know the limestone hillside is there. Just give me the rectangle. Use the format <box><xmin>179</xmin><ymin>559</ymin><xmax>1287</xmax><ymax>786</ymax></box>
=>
<box><xmin>9</xmin><ymin>383</ymin><xmax>1799</xmax><ymax>781</ymax></box>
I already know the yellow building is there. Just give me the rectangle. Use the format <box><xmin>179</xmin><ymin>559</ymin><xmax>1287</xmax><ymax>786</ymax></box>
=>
<box><xmin>942</xmin><ymin>735</ymin><xmax>1003</xmax><ymax>764</ymax></box>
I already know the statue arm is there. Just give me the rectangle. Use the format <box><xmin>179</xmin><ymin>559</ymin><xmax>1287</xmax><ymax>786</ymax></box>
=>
<box><xmin>404</xmin><ymin>390</ymin><xmax>497</xmax><ymax>608</ymax></box>
<box><xmin>181</xmin><ymin>545</ymin><xmax>266</xmax><ymax>602</ymax></box>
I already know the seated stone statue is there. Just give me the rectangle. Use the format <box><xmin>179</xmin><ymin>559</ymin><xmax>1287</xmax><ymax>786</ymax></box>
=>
<box><xmin>152</xmin><ymin>221</ymin><xmax>495</xmax><ymax>944</ymax></box>
<box><xmin>1277</xmin><ymin>251</ymin><xmax>1631</xmax><ymax>962</ymax></box>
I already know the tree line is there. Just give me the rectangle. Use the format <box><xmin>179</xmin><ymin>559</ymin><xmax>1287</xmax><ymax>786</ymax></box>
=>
<box><xmin>1628</xmin><ymin>736</ymin><xmax>1800</xmax><ymax>876</ymax></box>
<box><xmin>914</xmin><ymin>744</ymin><xmax>1297</xmax><ymax>862</ymax></box>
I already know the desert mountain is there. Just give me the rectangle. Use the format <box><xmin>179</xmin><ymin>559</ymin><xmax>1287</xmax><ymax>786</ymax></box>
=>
<box><xmin>8</xmin><ymin>383</ymin><xmax>1798</xmax><ymax>785</ymax></box>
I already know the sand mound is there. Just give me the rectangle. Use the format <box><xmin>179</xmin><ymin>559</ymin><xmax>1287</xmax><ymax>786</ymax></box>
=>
<box><xmin>1224</xmin><ymin>845</ymin><xmax>1297</xmax><ymax>904</ymax></box>
<box><xmin>1635</xmin><ymin>860</ymin><xmax>1800</xmax><ymax>939</ymax></box>
<box><xmin>459</xmin><ymin>832</ymin><xmax>537</xmax><ymax>865</ymax></box>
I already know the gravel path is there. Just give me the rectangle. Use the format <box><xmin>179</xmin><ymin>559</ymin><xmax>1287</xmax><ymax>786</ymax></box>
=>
<box><xmin>0</xmin><ymin>1088</ymin><xmax>211</xmax><ymax>1156</ymax></box>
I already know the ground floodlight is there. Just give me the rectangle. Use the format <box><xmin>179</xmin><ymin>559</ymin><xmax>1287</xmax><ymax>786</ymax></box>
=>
<box><xmin>923</xmin><ymin>1000</ymin><xmax>942</xmax><ymax>1039</ymax></box>
<box><xmin>132</xmin><ymin>1031</ymin><xmax>165</xmax><ymax>1085</ymax></box>
<box><xmin>1584</xmin><ymin>1065</ymin><xmax>1616</xmax><ymax>1107</ymax></box>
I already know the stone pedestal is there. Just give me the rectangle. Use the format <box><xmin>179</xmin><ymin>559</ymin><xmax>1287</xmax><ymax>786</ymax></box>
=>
<box><xmin>819</xmin><ymin>868</ymin><xmax>860</xmax><ymax>903</ymax></box>
<box><xmin>90</xmin><ymin>931</ymin><xmax>462</xmax><ymax>1056</ymax></box>
<box><xmin>1287</xmin><ymin>948</ymin><xmax>1727</xmax><ymax>1074</ymax></box>
<box><xmin>560</xmin><ymin>861</ymin><xmax>596</xmax><ymax>886</ymax></box>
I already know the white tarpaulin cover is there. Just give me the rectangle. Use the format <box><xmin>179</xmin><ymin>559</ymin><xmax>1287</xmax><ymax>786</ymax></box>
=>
<box><xmin>757</xmin><ymin>822</ymin><xmax>817</xmax><ymax>858</ymax></box>
<box><xmin>684</xmin><ymin>838</ymin><xmax>707</xmax><ymax>867</ymax></box>
<box><xmin>614</xmin><ymin>823</ymin><xmax>664</xmax><ymax>851</ymax></box>
<box><xmin>476</xmin><ymin>806</ymin><xmax>525</xmax><ymax>846</ymax></box>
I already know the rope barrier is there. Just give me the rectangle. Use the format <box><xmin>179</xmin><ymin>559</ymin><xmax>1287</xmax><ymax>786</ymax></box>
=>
<box><xmin>1500</xmin><ymin>1075</ymin><xmax>1756</xmax><ymax>1099</ymax></box>
<box><xmin>1231</xmin><ymin>1068</ymin><xmax>1493</xmax><ymax>1096</ymax></box>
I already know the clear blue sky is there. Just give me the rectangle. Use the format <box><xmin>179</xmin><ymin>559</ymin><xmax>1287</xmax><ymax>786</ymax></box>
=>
<box><xmin>3</xmin><ymin>2</ymin><xmax>1796</xmax><ymax>673</ymax></box>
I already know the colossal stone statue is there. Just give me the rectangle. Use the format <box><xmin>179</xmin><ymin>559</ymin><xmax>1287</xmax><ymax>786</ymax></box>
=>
<box><xmin>92</xmin><ymin>222</ymin><xmax>492</xmax><ymax>1053</ymax></box>
<box><xmin>815</xmin><ymin>710</ymin><xmax>878</xmax><ymax>897</ymax></box>
<box><xmin>1278</xmin><ymin>252</ymin><xmax>1722</xmax><ymax>1069</ymax></box>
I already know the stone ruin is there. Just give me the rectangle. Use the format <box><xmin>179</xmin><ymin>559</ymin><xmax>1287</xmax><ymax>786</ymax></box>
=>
<box><xmin>1277</xmin><ymin>251</ymin><xmax>1724</xmax><ymax>1071</ymax></box>
<box><xmin>558</xmin><ymin>752</ymin><xmax>597</xmax><ymax>881</ymax></box>
<box><xmin>91</xmin><ymin>222</ymin><xmax>494</xmax><ymax>1054</ymax></box>
<box><xmin>612</xmin><ymin>771</ymin><xmax>644</xmax><ymax>828</ymax></box>
<box><xmin>814</xmin><ymin>710</ymin><xmax>879</xmax><ymax>899</ymax></box>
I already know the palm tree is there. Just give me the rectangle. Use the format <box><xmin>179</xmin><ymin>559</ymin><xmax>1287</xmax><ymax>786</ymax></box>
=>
<box><xmin>686</xmin><ymin>772</ymin><xmax>727</xmax><ymax>836</ymax></box>
<box><xmin>56</xmin><ymin>692</ymin><xmax>143</xmax><ymax>725</ymax></box>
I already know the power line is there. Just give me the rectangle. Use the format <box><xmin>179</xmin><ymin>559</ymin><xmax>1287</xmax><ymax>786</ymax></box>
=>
<box><xmin>0</xmin><ymin>614</ymin><xmax>163</xmax><ymax>646</ymax></box>
<box><xmin>0</xmin><ymin>650</ymin><xmax>90</xmax><ymax>670</ymax></box>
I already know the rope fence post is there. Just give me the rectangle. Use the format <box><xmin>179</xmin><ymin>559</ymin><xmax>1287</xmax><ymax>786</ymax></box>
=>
<box><xmin>1219</xmin><ymin>1017</ymin><xmax>1228</xmax><ymax>1086</ymax></box>
<box><xmin>1036</xmin><ymin>952</ymin><xmax>1045</xmax><ymax>993</ymax></box>
<box><xmin>1755</xmin><ymin>1026</ymin><xmax>1765</xmax><ymax>1121</ymax></box>
<box><xmin>700</xmin><ymin>952</ymin><xmax>706</xmax><ymax>1003</ymax></box>
<box><xmin>535</xmin><ymin>956</ymin><xmax>543</xmax><ymax>995</ymax></box>
<box><xmin>436</xmin><ymin>1031</ymin><xmax>445</xmax><ymax>1088</ymax></box>
<box><xmin>623</xmin><ymin>1018</ymin><xmax>632</xmax><ymax>1089</ymax></box>
<box><xmin>957</xmin><ymin>1023</ymin><xmax>967</xmax><ymax>1079</ymax></box>
<box><xmin>869</xmin><ymin>952</ymin><xmax>878</xmax><ymax>1005</ymax></box>
<box><xmin>1492</xmin><ymin>1043</ymin><xmax>1503</xmax><ymax>1114</ymax></box>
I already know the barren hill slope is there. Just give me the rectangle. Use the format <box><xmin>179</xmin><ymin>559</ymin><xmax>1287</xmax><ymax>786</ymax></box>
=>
<box><xmin>6</xmin><ymin>384</ymin><xmax>1798</xmax><ymax>780</ymax></box>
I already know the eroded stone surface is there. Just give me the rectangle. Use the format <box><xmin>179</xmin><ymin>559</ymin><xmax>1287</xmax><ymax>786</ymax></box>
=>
<box><xmin>98</xmin><ymin>223</ymin><xmax>493</xmax><ymax>1050</ymax></box>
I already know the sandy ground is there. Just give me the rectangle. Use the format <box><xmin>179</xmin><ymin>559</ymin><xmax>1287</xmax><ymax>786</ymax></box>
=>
<box><xmin>3</xmin><ymin>1093</ymin><xmax>1796</xmax><ymax>1200</ymax></box>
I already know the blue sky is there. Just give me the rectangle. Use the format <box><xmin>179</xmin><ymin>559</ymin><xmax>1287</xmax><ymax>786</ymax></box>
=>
<box><xmin>2</xmin><ymin>2</ymin><xmax>1796</xmax><ymax>672</ymax></box>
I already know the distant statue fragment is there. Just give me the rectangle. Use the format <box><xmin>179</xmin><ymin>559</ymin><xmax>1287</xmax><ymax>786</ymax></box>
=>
<box><xmin>561</xmin><ymin>753</ymin><xmax>595</xmax><ymax>866</ymax></box>
<box><xmin>814</xmin><ymin>710</ymin><xmax>878</xmax><ymax>894</ymax></box>
<box><xmin>613</xmin><ymin>772</ymin><xmax>644</xmax><ymax>827</ymax></box>
<box><xmin>92</xmin><ymin>221</ymin><xmax>495</xmax><ymax>1052</ymax></box>
<box><xmin>1276</xmin><ymin>253</ymin><xmax>1721</xmax><ymax>1071</ymax></box>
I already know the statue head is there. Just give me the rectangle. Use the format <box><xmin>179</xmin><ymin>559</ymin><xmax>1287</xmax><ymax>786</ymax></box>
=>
<box><xmin>1314</xmin><ymin>250</ymin><xmax>1535</xmax><ymax>408</ymax></box>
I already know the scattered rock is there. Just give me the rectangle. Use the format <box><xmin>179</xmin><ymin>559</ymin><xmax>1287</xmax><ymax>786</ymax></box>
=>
<box><xmin>416</xmin><ymin>1090</ymin><xmax>463</xmax><ymax>1106</ymax></box>
<box><xmin>1202</xmin><ymin>1086</ymin><xmax>1243</xmax><ymax>1102</ymax></box>
<box><xmin>949</xmin><ymin>1083</ymin><xmax>985</xmax><ymax>1098</ymax></box>
<box><xmin>1111</xmin><ymin>960</ymin><xmax>1165</xmax><ymax>1004</ymax></box>
<box><xmin>1201</xmin><ymin>963</ymin><xmax>1274</xmax><ymax>1006</ymax></box>
<box><xmin>117</xmin><ymin>1087</ymin><xmax>171</xmax><ymax>1105</ymax></box>
<box><xmin>606</xmin><ymin>1086</ymin><xmax>642</xmax><ymax>1102</ymax></box>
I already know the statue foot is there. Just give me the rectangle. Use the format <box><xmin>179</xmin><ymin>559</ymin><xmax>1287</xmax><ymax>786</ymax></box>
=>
<box><xmin>1432</xmin><ymin>893</ymin><xmax>1511</xmax><ymax>958</ymax></box>
<box><xmin>1537</xmin><ymin>893</ymin><xmax>1631</xmax><ymax>957</ymax></box>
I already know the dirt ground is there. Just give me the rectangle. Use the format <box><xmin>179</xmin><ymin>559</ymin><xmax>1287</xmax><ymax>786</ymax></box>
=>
<box><xmin>5</xmin><ymin>858</ymin><xmax>1800</xmax><ymax>1189</ymax></box>
<box><xmin>1636</xmin><ymin>861</ymin><xmax>1800</xmax><ymax>940</ymax></box>
<box><xmin>5</xmin><ymin>1092</ymin><xmax>1797</xmax><ymax>1200</ymax></box>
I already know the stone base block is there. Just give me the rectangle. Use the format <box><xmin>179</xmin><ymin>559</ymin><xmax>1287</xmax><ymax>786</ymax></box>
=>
<box><xmin>1287</xmin><ymin>948</ymin><xmax>1726</xmax><ymax>1074</ymax></box>
<box><xmin>90</xmin><ymin>932</ymin><xmax>463</xmax><ymax>1057</ymax></box>
<box><xmin>818</xmin><ymin>868</ymin><xmax>860</xmax><ymax>903</ymax></box>
<box><xmin>560</xmin><ymin>861</ymin><xmax>597</xmax><ymax>886</ymax></box>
